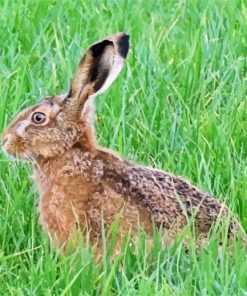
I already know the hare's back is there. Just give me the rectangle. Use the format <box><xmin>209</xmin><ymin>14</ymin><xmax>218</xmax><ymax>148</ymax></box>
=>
<box><xmin>102</xmin><ymin>158</ymin><xmax>233</xmax><ymax>236</ymax></box>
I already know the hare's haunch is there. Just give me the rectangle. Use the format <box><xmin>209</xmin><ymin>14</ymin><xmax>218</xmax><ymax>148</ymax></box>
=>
<box><xmin>2</xmin><ymin>33</ymin><xmax>245</xmax><ymax>255</ymax></box>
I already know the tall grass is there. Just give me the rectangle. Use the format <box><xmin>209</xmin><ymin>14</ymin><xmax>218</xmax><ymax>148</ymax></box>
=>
<box><xmin>0</xmin><ymin>0</ymin><xmax>247</xmax><ymax>294</ymax></box>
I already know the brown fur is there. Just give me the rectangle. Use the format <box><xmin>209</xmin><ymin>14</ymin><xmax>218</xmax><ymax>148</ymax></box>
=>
<box><xmin>2</xmin><ymin>33</ymin><xmax>246</xmax><ymax>258</ymax></box>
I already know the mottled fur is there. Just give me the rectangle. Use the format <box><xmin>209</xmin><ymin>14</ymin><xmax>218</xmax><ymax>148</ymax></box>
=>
<box><xmin>2</xmin><ymin>33</ymin><xmax>245</xmax><ymax>257</ymax></box>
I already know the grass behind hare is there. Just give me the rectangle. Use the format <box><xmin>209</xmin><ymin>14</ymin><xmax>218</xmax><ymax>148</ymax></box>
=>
<box><xmin>0</xmin><ymin>0</ymin><xmax>247</xmax><ymax>295</ymax></box>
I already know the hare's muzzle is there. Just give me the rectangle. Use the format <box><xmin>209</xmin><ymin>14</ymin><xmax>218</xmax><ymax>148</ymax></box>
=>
<box><xmin>1</xmin><ymin>131</ymin><xmax>26</xmax><ymax>158</ymax></box>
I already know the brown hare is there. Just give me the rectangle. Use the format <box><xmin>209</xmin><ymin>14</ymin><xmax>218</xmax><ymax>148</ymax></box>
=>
<box><xmin>2</xmin><ymin>33</ymin><xmax>245</xmax><ymax>256</ymax></box>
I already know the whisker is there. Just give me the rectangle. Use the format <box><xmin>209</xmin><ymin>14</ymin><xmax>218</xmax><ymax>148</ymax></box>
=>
<box><xmin>26</xmin><ymin>152</ymin><xmax>46</xmax><ymax>180</ymax></box>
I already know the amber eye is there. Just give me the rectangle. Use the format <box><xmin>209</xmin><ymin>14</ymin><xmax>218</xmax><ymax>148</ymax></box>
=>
<box><xmin>31</xmin><ymin>112</ymin><xmax>46</xmax><ymax>124</ymax></box>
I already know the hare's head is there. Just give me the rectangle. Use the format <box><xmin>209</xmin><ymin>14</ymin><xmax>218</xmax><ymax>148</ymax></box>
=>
<box><xmin>2</xmin><ymin>33</ymin><xmax>129</xmax><ymax>160</ymax></box>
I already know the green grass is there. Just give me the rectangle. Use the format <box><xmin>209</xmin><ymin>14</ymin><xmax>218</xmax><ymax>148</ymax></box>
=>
<box><xmin>1</xmin><ymin>0</ymin><xmax>247</xmax><ymax>294</ymax></box>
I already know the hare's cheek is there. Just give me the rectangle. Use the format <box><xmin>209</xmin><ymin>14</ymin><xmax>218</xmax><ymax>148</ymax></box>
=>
<box><xmin>36</xmin><ymin>145</ymin><xmax>55</xmax><ymax>158</ymax></box>
<box><xmin>31</xmin><ymin>142</ymin><xmax>66</xmax><ymax>158</ymax></box>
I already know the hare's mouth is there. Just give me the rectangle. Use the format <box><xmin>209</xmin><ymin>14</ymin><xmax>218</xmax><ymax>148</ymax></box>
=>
<box><xmin>3</xmin><ymin>148</ymin><xmax>27</xmax><ymax>159</ymax></box>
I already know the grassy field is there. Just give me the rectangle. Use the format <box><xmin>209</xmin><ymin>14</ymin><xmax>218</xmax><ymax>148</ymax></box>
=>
<box><xmin>1</xmin><ymin>0</ymin><xmax>247</xmax><ymax>294</ymax></box>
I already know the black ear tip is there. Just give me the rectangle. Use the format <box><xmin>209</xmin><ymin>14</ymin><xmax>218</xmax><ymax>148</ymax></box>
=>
<box><xmin>118</xmin><ymin>33</ymin><xmax>130</xmax><ymax>58</ymax></box>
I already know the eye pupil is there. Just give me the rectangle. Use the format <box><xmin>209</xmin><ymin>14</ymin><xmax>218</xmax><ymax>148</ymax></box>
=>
<box><xmin>36</xmin><ymin>114</ymin><xmax>41</xmax><ymax>121</ymax></box>
<box><xmin>32</xmin><ymin>112</ymin><xmax>46</xmax><ymax>124</ymax></box>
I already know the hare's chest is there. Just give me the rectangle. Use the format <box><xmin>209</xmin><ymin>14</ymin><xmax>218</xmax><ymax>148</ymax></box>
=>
<box><xmin>38</xmin><ymin>175</ymin><xmax>93</xmax><ymax>217</ymax></box>
<box><xmin>36</xmin><ymin>174</ymin><xmax>93</xmax><ymax>247</ymax></box>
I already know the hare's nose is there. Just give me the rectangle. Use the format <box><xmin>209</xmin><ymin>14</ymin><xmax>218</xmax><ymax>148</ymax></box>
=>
<box><xmin>2</xmin><ymin>135</ymin><xmax>9</xmax><ymax>146</ymax></box>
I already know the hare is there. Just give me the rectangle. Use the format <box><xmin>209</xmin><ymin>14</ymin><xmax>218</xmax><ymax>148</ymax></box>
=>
<box><xmin>2</xmin><ymin>33</ymin><xmax>245</xmax><ymax>256</ymax></box>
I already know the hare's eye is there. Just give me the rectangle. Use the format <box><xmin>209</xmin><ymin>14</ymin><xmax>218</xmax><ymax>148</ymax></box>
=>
<box><xmin>31</xmin><ymin>112</ymin><xmax>46</xmax><ymax>124</ymax></box>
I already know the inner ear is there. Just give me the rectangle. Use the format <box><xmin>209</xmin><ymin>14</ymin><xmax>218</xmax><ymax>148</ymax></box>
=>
<box><xmin>89</xmin><ymin>40</ymin><xmax>114</xmax><ymax>92</ymax></box>
<box><xmin>68</xmin><ymin>39</ymin><xmax>114</xmax><ymax>102</ymax></box>
<box><xmin>91</xmin><ymin>40</ymin><xmax>113</xmax><ymax>59</ymax></box>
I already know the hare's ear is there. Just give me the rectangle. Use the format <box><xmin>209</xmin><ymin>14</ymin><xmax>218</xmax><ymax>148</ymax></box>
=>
<box><xmin>67</xmin><ymin>33</ymin><xmax>129</xmax><ymax>107</ymax></box>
